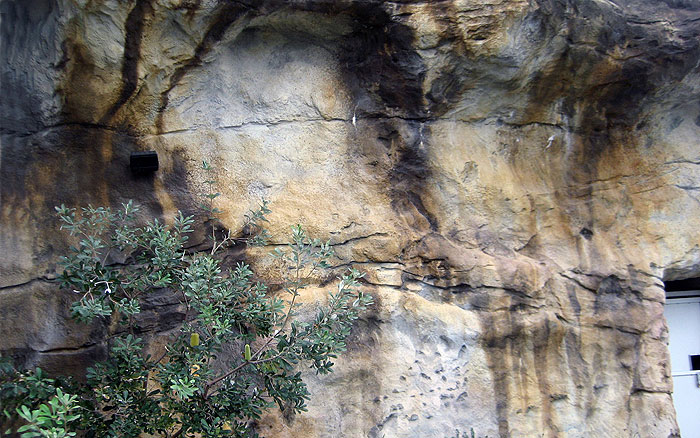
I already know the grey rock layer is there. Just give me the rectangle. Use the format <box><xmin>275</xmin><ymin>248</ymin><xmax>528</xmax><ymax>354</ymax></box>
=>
<box><xmin>2</xmin><ymin>1</ymin><xmax>700</xmax><ymax>437</ymax></box>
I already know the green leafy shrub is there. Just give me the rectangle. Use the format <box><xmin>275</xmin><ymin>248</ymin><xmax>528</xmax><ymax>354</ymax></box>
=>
<box><xmin>15</xmin><ymin>388</ymin><xmax>79</xmax><ymax>438</ymax></box>
<box><xmin>1</xmin><ymin>163</ymin><xmax>372</xmax><ymax>437</ymax></box>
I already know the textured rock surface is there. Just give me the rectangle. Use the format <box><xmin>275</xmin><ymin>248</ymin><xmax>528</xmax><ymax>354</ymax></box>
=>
<box><xmin>2</xmin><ymin>0</ymin><xmax>700</xmax><ymax>436</ymax></box>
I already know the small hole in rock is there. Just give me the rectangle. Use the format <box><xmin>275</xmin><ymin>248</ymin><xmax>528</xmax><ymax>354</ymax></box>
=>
<box><xmin>580</xmin><ymin>228</ymin><xmax>593</xmax><ymax>240</ymax></box>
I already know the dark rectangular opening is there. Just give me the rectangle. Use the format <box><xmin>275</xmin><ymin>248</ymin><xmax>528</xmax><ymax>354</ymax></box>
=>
<box><xmin>691</xmin><ymin>355</ymin><xmax>700</xmax><ymax>371</ymax></box>
<box><xmin>130</xmin><ymin>151</ymin><xmax>159</xmax><ymax>174</ymax></box>
<box><xmin>664</xmin><ymin>277</ymin><xmax>700</xmax><ymax>292</ymax></box>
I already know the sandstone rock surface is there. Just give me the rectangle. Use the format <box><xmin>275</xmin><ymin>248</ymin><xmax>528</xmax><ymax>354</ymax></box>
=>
<box><xmin>2</xmin><ymin>1</ymin><xmax>700</xmax><ymax>437</ymax></box>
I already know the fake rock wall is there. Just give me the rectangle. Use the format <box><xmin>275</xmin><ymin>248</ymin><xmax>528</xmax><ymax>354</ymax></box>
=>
<box><xmin>2</xmin><ymin>1</ymin><xmax>700</xmax><ymax>437</ymax></box>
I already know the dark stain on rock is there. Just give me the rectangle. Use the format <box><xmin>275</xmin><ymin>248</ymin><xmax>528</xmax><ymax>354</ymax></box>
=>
<box><xmin>532</xmin><ymin>317</ymin><xmax>559</xmax><ymax>434</ymax></box>
<box><xmin>161</xmin><ymin>148</ymin><xmax>197</xmax><ymax>209</ymax></box>
<box><xmin>597</xmin><ymin>275</ymin><xmax>624</xmax><ymax>296</ymax></box>
<box><xmin>391</xmin><ymin>164</ymin><xmax>439</xmax><ymax>233</ymax></box>
<box><xmin>320</xmin><ymin>2</ymin><xmax>438</xmax><ymax>235</ymax></box>
<box><xmin>367</xmin><ymin>119</ymin><xmax>438</xmax><ymax>233</ymax></box>
<box><xmin>0</xmin><ymin>126</ymin><xmax>205</xmax><ymax>372</ymax></box>
<box><xmin>0</xmin><ymin>0</ymin><xmax>58</xmax><ymax>135</ymax></box>
<box><xmin>568</xmin><ymin>286</ymin><xmax>582</xmax><ymax>317</ymax></box>
<box><xmin>523</xmin><ymin>0</ymin><xmax>700</xmax><ymax>182</ymax></box>
<box><xmin>336</xmin><ymin>2</ymin><xmax>426</xmax><ymax>119</ymax></box>
<box><xmin>593</xmin><ymin>275</ymin><xmax>646</xmax><ymax>333</ymax></box>
<box><xmin>564</xmin><ymin>326</ymin><xmax>588</xmax><ymax>391</ymax></box>
<box><xmin>476</xmin><ymin>305</ymin><xmax>513</xmax><ymax>438</ymax></box>
<box><xmin>470</xmin><ymin>268</ymin><xmax>573</xmax><ymax>438</ymax></box>
<box><xmin>513</xmin><ymin>0</ymin><xmax>700</xmax><ymax>267</ymax></box>
<box><xmin>100</xmin><ymin>0</ymin><xmax>153</xmax><ymax>124</ymax></box>
<box><xmin>37</xmin><ymin>128</ymin><xmax>168</xmax><ymax>224</ymax></box>
<box><xmin>347</xmin><ymin>314</ymin><xmax>381</xmax><ymax>354</ymax></box>
<box><xmin>477</xmin><ymin>306</ymin><xmax>569</xmax><ymax>438</ymax></box>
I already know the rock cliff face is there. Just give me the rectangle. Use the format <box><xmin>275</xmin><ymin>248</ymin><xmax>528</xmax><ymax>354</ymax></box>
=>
<box><xmin>2</xmin><ymin>1</ymin><xmax>700</xmax><ymax>436</ymax></box>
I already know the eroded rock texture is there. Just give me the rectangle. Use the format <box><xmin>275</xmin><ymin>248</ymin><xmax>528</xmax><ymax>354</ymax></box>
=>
<box><xmin>2</xmin><ymin>1</ymin><xmax>700</xmax><ymax>437</ymax></box>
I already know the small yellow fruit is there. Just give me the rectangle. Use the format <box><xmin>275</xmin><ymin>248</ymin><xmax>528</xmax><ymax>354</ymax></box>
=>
<box><xmin>222</xmin><ymin>421</ymin><xmax>232</xmax><ymax>431</ymax></box>
<box><xmin>190</xmin><ymin>333</ymin><xmax>200</xmax><ymax>347</ymax></box>
<box><xmin>244</xmin><ymin>344</ymin><xmax>252</xmax><ymax>361</ymax></box>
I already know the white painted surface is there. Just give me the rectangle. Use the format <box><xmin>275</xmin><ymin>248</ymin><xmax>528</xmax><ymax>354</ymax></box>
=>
<box><xmin>665</xmin><ymin>297</ymin><xmax>700</xmax><ymax>438</ymax></box>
